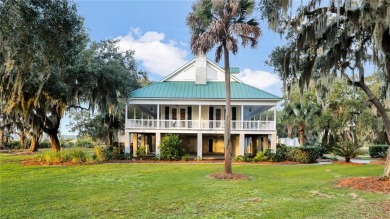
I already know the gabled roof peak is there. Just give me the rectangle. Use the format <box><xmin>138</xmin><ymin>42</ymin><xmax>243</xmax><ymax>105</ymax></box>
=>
<box><xmin>161</xmin><ymin>57</ymin><xmax>242</xmax><ymax>83</ymax></box>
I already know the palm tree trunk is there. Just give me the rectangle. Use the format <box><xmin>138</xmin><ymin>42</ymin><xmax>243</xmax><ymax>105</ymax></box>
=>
<box><xmin>108</xmin><ymin>131</ymin><xmax>113</xmax><ymax>146</ymax></box>
<box><xmin>298</xmin><ymin>123</ymin><xmax>305</xmax><ymax>146</ymax></box>
<box><xmin>287</xmin><ymin>124</ymin><xmax>292</xmax><ymax>138</ymax></box>
<box><xmin>223</xmin><ymin>45</ymin><xmax>232</xmax><ymax>174</ymax></box>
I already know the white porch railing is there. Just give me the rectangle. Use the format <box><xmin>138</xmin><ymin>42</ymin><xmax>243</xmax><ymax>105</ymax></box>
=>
<box><xmin>126</xmin><ymin>119</ymin><xmax>275</xmax><ymax>130</ymax></box>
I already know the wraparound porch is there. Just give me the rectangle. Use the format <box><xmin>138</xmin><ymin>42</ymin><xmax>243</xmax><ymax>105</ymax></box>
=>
<box><xmin>123</xmin><ymin>131</ymin><xmax>277</xmax><ymax>158</ymax></box>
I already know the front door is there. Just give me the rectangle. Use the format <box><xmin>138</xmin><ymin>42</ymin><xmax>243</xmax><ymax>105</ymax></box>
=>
<box><xmin>208</xmin><ymin>139</ymin><xmax>213</xmax><ymax>153</ymax></box>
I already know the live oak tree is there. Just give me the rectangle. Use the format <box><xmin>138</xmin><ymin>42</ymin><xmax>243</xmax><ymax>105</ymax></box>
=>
<box><xmin>68</xmin><ymin>40</ymin><xmax>146</xmax><ymax>145</ymax></box>
<box><xmin>0</xmin><ymin>0</ymin><xmax>87</xmax><ymax>151</ymax></box>
<box><xmin>187</xmin><ymin>0</ymin><xmax>260</xmax><ymax>174</ymax></box>
<box><xmin>260</xmin><ymin>0</ymin><xmax>390</xmax><ymax>178</ymax></box>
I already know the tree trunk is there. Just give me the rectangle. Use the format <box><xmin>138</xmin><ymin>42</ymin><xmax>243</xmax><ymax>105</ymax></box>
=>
<box><xmin>19</xmin><ymin>131</ymin><xmax>26</xmax><ymax>149</ymax></box>
<box><xmin>298</xmin><ymin>122</ymin><xmax>305</xmax><ymax>146</ymax></box>
<box><xmin>287</xmin><ymin>124</ymin><xmax>292</xmax><ymax>138</ymax></box>
<box><xmin>345</xmin><ymin>156</ymin><xmax>351</xmax><ymax>163</ymax></box>
<box><xmin>48</xmin><ymin>131</ymin><xmax>60</xmax><ymax>151</ymax></box>
<box><xmin>359</xmin><ymin>82</ymin><xmax>390</xmax><ymax>178</ymax></box>
<box><xmin>381</xmin><ymin>28</ymin><xmax>390</xmax><ymax>179</ymax></box>
<box><xmin>383</xmin><ymin>147</ymin><xmax>390</xmax><ymax>180</ymax></box>
<box><xmin>322</xmin><ymin>125</ymin><xmax>329</xmax><ymax>148</ymax></box>
<box><xmin>108</xmin><ymin>131</ymin><xmax>113</xmax><ymax>146</ymax></box>
<box><xmin>29</xmin><ymin>136</ymin><xmax>39</xmax><ymax>152</ymax></box>
<box><xmin>0</xmin><ymin>129</ymin><xmax>4</xmax><ymax>148</ymax></box>
<box><xmin>223</xmin><ymin>46</ymin><xmax>232</xmax><ymax>174</ymax></box>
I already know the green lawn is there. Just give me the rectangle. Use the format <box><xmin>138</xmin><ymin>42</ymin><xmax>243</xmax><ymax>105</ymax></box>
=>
<box><xmin>0</xmin><ymin>152</ymin><xmax>388</xmax><ymax>219</ymax></box>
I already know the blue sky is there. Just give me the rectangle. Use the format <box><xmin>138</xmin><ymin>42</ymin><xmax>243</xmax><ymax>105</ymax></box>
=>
<box><xmin>75</xmin><ymin>0</ymin><xmax>285</xmax><ymax>93</ymax></box>
<box><xmin>62</xmin><ymin>0</ymin><xmax>287</xmax><ymax>134</ymax></box>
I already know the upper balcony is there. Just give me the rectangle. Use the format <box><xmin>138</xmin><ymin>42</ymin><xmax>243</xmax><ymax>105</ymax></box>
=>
<box><xmin>125</xmin><ymin>119</ymin><xmax>275</xmax><ymax>131</ymax></box>
<box><xmin>125</xmin><ymin>104</ymin><xmax>277</xmax><ymax>132</ymax></box>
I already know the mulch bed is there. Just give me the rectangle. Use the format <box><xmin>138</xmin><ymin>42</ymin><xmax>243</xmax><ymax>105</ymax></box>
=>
<box><xmin>207</xmin><ymin>172</ymin><xmax>252</xmax><ymax>180</ymax></box>
<box><xmin>335</xmin><ymin>177</ymin><xmax>390</xmax><ymax>193</ymax></box>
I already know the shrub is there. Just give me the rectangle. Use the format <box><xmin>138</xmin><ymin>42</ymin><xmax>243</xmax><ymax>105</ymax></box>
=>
<box><xmin>60</xmin><ymin>140</ymin><xmax>74</xmax><ymax>148</ymax></box>
<box><xmin>67</xmin><ymin>149</ymin><xmax>88</xmax><ymax>163</ymax></box>
<box><xmin>36</xmin><ymin>149</ymin><xmax>90</xmax><ymax>164</ymax></box>
<box><xmin>37</xmin><ymin>151</ymin><xmax>62</xmax><ymax>164</ymax></box>
<box><xmin>159</xmin><ymin>134</ymin><xmax>183</xmax><ymax>160</ymax></box>
<box><xmin>286</xmin><ymin>146</ymin><xmax>320</xmax><ymax>163</ymax></box>
<box><xmin>266</xmin><ymin>146</ymin><xmax>287</xmax><ymax>162</ymax></box>
<box><xmin>368</xmin><ymin>145</ymin><xmax>389</xmax><ymax>158</ymax></box>
<box><xmin>332</xmin><ymin>141</ymin><xmax>362</xmax><ymax>162</ymax></box>
<box><xmin>234</xmin><ymin>155</ymin><xmax>251</xmax><ymax>162</ymax></box>
<box><xmin>113</xmin><ymin>146</ymin><xmax>121</xmax><ymax>160</ymax></box>
<box><xmin>40</xmin><ymin>141</ymin><xmax>51</xmax><ymax>149</ymax></box>
<box><xmin>136</xmin><ymin>146</ymin><xmax>146</xmax><ymax>158</ymax></box>
<box><xmin>253</xmin><ymin>151</ymin><xmax>268</xmax><ymax>162</ymax></box>
<box><xmin>117</xmin><ymin>153</ymin><xmax>130</xmax><ymax>160</ymax></box>
<box><xmin>182</xmin><ymin>154</ymin><xmax>190</xmax><ymax>161</ymax></box>
<box><xmin>75</xmin><ymin>139</ymin><xmax>94</xmax><ymax>148</ymax></box>
<box><xmin>5</xmin><ymin>141</ymin><xmax>21</xmax><ymax>149</ymax></box>
<box><xmin>94</xmin><ymin>145</ymin><xmax>113</xmax><ymax>161</ymax></box>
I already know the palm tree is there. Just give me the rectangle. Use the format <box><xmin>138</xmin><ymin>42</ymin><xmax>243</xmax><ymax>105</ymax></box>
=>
<box><xmin>187</xmin><ymin>0</ymin><xmax>260</xmax><ymax>174</ymax></box>
<box><xmin>284</xmin><ymin>102</ymin><xmax>320</xmax><ymax>146</ymax></box>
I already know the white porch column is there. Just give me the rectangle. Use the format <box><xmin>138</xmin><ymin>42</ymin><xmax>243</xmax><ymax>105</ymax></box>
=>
<box><xmin>241</xmin><ymin>105</ymin><xmax>244</xmax><ymax>130</ymax></box>
<box><xmin>156</xmin><ymin>132</ymin><xmax>161</xmax><ymax>156</ymax></box>
<box><xmin>197</xmin><ymin>132</ymin><xmax>202</xmax><ymax>159</ymax></box>
<box><xmin>199</xmin><ymin>104</ymin><xmax>201</xmax><ymax>129</ymax></box>
<box><xmin>271</xmin><ymin>134</ymin><xmax>277</xmax><ymax>152</ymax></box>
<box><xmin>239</xmin><ymin>133</ymin><xmax>245</xmax><ymax>155</ymax></box>
<box><xmin>274</xmin><ymin>107</ymin><xmax>276</xmax><ymax>130</ymax></box>
<box><xmin>124</xmin><ymin>132</ymin><xmax>130</xmax><ymax>154</ymax></box>
<box><xmin>157</xmin><ymin>104</ymin><xmax>160</xmax><ymax>129</ymax></box>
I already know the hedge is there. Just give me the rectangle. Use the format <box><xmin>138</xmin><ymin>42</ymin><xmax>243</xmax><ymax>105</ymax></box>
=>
<box><xmin>368</xmin><ymin>145</ymin><xmax>389</xmax><ymax>158</ymax></box>
<box><xmin>286</xmin><ymin>146</ymin><xmax>320</xmax><ymax>164</ymax></box>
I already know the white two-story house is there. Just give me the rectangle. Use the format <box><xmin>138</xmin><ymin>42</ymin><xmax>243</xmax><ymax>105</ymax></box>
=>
<box><xmin>124</xmin><ymin>55</ymin><xmax>280</xmax><ymax>158</ymax></box>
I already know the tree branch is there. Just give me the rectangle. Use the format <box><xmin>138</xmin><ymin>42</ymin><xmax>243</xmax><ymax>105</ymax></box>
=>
<box><xmin>67</xmin><ymin>105</ymin><xmax>90</xmax><ymax>111</ymax></box>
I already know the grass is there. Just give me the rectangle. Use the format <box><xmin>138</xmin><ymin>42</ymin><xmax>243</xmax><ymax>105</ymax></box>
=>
<box><xmin>0</xmin><ymin>152</ymin><xmax>389</xmax><ymax>219</ymax></box>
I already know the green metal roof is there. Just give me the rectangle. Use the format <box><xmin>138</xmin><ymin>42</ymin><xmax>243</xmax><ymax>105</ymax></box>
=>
<box><xmin>130</xmin><ymin>82</ymin><xmax>280</xmax><ymax>99</ymax></box>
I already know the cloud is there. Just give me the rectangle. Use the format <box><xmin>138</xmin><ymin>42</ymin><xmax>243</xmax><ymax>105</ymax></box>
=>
<box><xmin>235</xmin><ymin>68</ymin><xmax>282</xmax><ymax>91</ymax></box>
<box><xmin>115</xmin><ymin>29</ymin><xmax>188</xmax><ymax>76</ymax></box>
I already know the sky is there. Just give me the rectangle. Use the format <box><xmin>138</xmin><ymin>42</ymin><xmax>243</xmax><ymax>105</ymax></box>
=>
<box><xmin>62</xmin><ymin>0</ymin><xmax>287</xmax><ymax>135</ymax></box>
